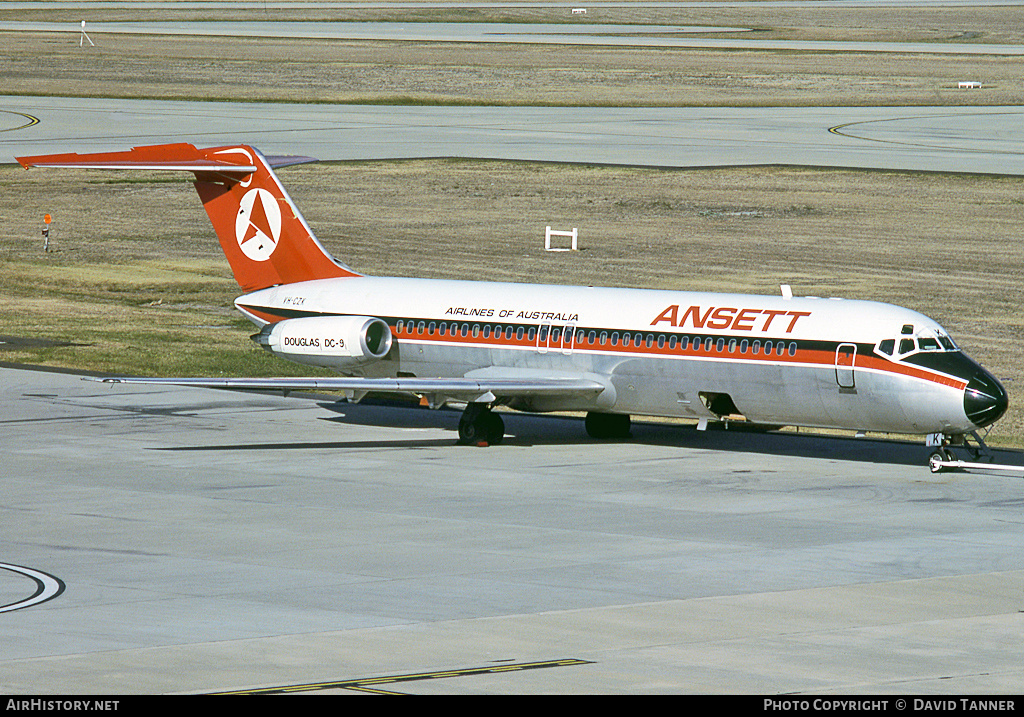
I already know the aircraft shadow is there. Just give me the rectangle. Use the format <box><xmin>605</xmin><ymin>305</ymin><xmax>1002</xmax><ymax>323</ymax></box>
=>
<box><xmin>157</xmin><ymin>398</ymin><xmax>1024</xmax><ymax>470</ymax></box>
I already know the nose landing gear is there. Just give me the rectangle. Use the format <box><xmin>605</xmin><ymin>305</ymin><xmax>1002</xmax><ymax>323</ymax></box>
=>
<box><xmin>928</xmin><ymin>447</ymin><xmax>957</xmax><ymax>474</ymax></box>
<box><xmin>927</xmin><ymin>430</ymin><xmax>1021</xmax><ymax>475</ymax></box>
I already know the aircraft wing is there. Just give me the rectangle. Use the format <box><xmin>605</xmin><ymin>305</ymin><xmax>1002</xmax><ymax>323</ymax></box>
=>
<box><xmin>87</xmin><ymin>374</ymin><xmax>608</xmax><ymax>405</ymax></box>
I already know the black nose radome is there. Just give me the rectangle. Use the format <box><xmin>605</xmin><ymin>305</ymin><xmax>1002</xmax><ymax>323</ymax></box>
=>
<box><xmin>964</xmin><ymin>370</ymin><xmax>1009</xmax><ymax>428</ymax></box>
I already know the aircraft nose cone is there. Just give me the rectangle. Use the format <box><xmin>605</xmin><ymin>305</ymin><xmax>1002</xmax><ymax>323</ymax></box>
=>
<box><xmin>964</xmin><ymin>369</ymin><xmax>1009</xmax><ymax>428</ymax></box>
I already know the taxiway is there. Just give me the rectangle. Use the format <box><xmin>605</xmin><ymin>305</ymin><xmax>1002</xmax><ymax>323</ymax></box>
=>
<box><xmin>2</xmin><ymin>365</ymin><xmax>1024</xmax><ymax>693</ymax></box>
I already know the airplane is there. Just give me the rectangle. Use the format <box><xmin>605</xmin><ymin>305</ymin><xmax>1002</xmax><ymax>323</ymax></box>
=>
<box><xmin>17</xmin><ymin>143</ymin><xmax>1009</xmax><ymax>470</ymax></box>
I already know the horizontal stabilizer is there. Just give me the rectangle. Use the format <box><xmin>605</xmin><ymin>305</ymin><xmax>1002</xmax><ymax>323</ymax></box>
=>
<box><xmin>18</xmin><ymin>142</ymin><xmax>353</xmax><ymax>291</ymax></box>
<box><xmin>17</xmin><ymin>143</ymin><xmax>265</xmax><ymax>173</ymax></box>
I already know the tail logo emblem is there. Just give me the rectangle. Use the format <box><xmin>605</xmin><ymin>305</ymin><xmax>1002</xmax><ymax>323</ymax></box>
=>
<box><xmin>236</xmin><ymin>187</ymin><xmax>282</xmax><ymax>262</ymax></box>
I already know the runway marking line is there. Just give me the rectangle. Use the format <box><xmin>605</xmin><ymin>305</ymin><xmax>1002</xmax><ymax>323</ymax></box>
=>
<box><xmin>0</xmin><ymin>110</ymin><xmax>40</xmax><ymax>133</ymax></box>
<box><xmin>209</xmin><ymin>658</ymin><xmax>594</xmax><ymax>695</ymax></box>
<box><xmin>0</xmin><ymin>562</ymin><xmax>66</xmax><ymax>613</ymax></box>
<box><xmin>828</xmin><ymin>110</ymin><xmax>1024</xmax><ymax>156</ymax></box>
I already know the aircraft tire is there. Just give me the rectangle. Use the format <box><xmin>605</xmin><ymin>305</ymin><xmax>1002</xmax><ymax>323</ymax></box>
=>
<box><xmin>458</xmin><ymin>409</ymin><xmax>503</xmax><ymax>446</ymax></box>
<box><xmin>458</xmin><ymin>417</ymin><xmax>483</xmax><ymax>445</ymax></box>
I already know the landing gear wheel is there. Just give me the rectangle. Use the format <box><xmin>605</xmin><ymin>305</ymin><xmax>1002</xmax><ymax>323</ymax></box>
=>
<box><xmin>585</xmin><ymin>412</ymin><xmax>632</xmax><ymax>440</ymax></box>
<box><xmin>457</xmin><ymin>405</ymin><xmax>504</xmax><ymax>446</ymax></box>
<box><xmin>458</xmin><ymin>417</ymin><xmax>485</xmax><ymax>445</ymax></box>
<box><xmin>929</xmin><ymin>448</ymin><xmax>958</xmax><ymax>473</ymax></box>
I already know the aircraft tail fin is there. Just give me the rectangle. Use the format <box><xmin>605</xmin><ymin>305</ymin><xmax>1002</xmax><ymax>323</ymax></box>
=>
<box><xmin>17</xmin><ymin>143</ymin><xmax>361</xmax><ymax>291</ymax></box>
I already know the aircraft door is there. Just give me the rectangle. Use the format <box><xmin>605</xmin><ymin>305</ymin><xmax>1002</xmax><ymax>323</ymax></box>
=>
<box><xmin>536</xmin><ymin>322</ymin><xmax>552</xmax><ymax>354</ymax></box>
<box><xmin>561</xmin><ymin>323</ymin><xmax>576</xmax><ymax>355</ymax></box>
<box><xmin>835</xmin><ymin>343</ymin><xmax>857</xmax><ymax>389</ymax></box>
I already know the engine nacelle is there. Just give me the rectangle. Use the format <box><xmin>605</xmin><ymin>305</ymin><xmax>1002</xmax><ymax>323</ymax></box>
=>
<box><xmin>254</xmin><ymin>315</ymin><xmax>393</xmax><ymax>371</ymax></box>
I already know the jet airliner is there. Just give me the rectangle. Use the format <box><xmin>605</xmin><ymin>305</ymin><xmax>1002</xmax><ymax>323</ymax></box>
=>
<box><xmin>17</xmin><ymin>143</ymin><xmax>1009</xmax><ymax>469</ymax></box>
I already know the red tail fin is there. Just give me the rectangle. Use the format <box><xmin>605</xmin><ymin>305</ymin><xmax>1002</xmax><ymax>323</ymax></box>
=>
<box><xmin>17</xmin><ymin>143</ymin><xmax>360</xmax><ymax>291</ymax></box>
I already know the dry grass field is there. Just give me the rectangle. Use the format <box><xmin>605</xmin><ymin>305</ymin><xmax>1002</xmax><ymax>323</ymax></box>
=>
<box><xmin>2</xmin><ymin>2</ymin><xmax>1023</xmax><ymax>445</ymax></box>
<box><xmin>3</xmin><ymin>3</ymin><xmax>1024</xmax><ymax>107</ymax></box>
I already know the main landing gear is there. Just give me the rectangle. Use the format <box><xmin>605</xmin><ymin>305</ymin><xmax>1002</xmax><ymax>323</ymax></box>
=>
<box><xmin>457</xmin><ymin>407</ymin><xmax>633</xmax><ymax>446</ymax></box>
<box><xmin>457</xmin><ymin>403</ymin><xmax>505</xmax><ymax>446</ymax></box>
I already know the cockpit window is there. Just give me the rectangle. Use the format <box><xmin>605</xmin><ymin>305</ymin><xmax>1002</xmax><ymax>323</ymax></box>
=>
<box><xmin>881</xmin><ymin>327</ymin><xmax>959</xmax><ymax>360</ymax></box>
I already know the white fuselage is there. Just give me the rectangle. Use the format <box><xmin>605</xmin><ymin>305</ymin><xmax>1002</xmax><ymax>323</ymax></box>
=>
<box><xmin>236</xmin><ymin>275</ymin><xmax>998</xmax><ymax>436</ymax></box>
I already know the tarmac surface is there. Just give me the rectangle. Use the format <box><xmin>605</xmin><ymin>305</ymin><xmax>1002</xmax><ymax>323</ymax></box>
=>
<box><xmin>4</xmin><ymin>98</ymin><xmax>1024</xmax><ymax>175</ymax></box>
<box><xmin>2</xmin><ymin>364</ymin><xmax>1024</xmax><ymax>693</ymax></box>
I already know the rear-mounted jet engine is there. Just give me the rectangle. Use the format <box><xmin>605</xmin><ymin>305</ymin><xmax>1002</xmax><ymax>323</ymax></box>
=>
<box><xmin>254</xmin><ymin>316</ymin><xmax>393</xmax><ymax>371</ymax></box>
